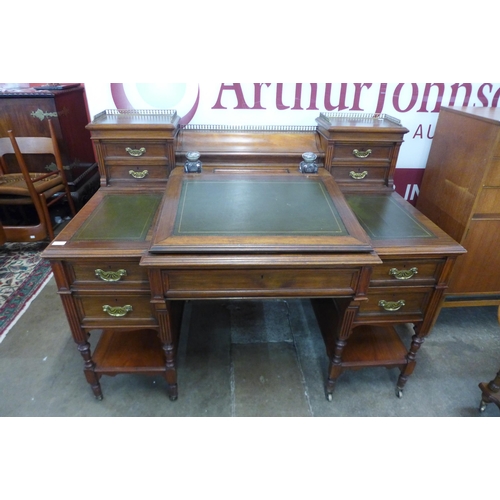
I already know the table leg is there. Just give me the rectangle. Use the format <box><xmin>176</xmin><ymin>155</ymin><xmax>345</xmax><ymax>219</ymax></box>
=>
<box><xmin>322</xmin><ymin>297</ymin><xmax>362</xmax><ymax>401</ymax></box>
<box><xmin>326</xmin><ymin>338</ymin><xmax>347</xmax><ymax>401</ymax></box>
<box><xmin>156</xmin><ymin>300</ymin><xmax>185</xmax><ymax>401</ymax></box>
<box><xmin>77</xmin><ymin>341</ymin><xmax>103</xmax><ymax>400</ymax></box>
<box><xmin>396</xmin><ymin>329</ymin><xmax>426</xmax><ymax>398</ymax></box>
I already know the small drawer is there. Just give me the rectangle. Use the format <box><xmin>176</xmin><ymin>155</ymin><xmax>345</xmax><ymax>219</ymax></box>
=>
<box><xmin>474</xmin><ymin>188</ymin><xmax>500</xmax><ymax>215</ymax></box>
<box><xmin>106</xmin><ymin>164</ymin><xmax>170</xmax><ymax>183</ymax></box>
<box><xmin>330</xmin><ymin>144</ymin><xmax>394</xmax><ymax>164</ymax></box>
<box><xmin>332</xmin><ymin>166</ymin><xmax>388</xmax><ymax>184</ymax></box>
<box><xmin>69</xmin><ymin>261</ymin><xmax>149</xmax><ymax>287</ymax></box>
<box><xmin>75</xmin><ymin>293</ymin><xmax>156</xmax><ymax>326</ymax></box>
<box><xmin>356</xmin><ymin>288</ymin><xmax>433</xmax><ymax>320</ymax></box>
<box><xmin>370</xmin><ymin>260</ymin><xmax>442</xmax><ymax>286</ymax></box>
<box><xmin>101</xmin><ymin>141</ymin><xmax>170</xmax><ymax>162</ymax></box>
<box><xmin>163</xmin><ymin>268</ymin><xmax>361</xmax><ymax>298</ymax></box>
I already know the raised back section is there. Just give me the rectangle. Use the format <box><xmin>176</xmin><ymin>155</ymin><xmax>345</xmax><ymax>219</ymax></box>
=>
<box><xmin>175</xmin><ymin>124</ymin><xmax>322</xmax><ymax>171</ymax></box>
<box><xmin>86</xmin><ymin>110</ymin><xmax>408</xmax><ymax>193</ymax></box>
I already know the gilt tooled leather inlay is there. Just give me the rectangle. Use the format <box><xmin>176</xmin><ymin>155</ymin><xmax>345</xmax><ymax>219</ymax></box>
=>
<box><xmin>173</xmin><ymin>178</ymin><xmax>348</xmax><ymax>236</ymax></box>
<box><xmin>73</xmin><ymin>194</ymin><xmax>162</xmax><ymax>241</ymax></box>
<box><xmin>347</xmin><ymin>195</ymin><xmax>435</xmax><ymax>239</ymax></box>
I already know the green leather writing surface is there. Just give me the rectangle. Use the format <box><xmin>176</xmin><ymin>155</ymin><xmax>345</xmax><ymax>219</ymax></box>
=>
<box><xmin>73</xmin><ymin>194</ymin><xmax>162</xmax><ymax>241</ymax></box>
<box><xmin>174</xmin><ymin>179</ymin><xmax>348</xmax><ymax>236</ymax></box>
<box><xmin>347</xmin><ymin>195</ymin><xmax>435</xmax><ymax>239</ymax></box>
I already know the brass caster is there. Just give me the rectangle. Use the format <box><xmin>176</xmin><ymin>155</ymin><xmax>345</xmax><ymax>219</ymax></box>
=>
<box><xmin>169</xmin><ymin>394</ymin><xmax>178</xmax><ymax>402</ymax></box>
<box><xmin>396</xmin><ymin>388</ymin><xmax>403</xmax><ymax>399</ymax></box>
<box><xmin>479</xmin><ymin>400</ymin><xmax>487</xmax><ymax>412</ymax></box>
<box><xmin>95</xmin><ymin>394</ymin><xmax>103</xmax><ymax>401</ymax></box>
<box><xmin>326</xmin><ymin>392</ymin><xmax>333</xmax><ymax>402</ymax></box>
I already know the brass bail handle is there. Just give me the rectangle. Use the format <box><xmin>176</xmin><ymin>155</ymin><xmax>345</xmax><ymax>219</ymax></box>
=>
<box><xmin>126</xmin><ymin>147</ymin><xmax>146</xmax><ymax>157</ymax></box>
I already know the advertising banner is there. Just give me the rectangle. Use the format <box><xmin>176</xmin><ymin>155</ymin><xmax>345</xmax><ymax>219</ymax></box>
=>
<box><xmin>84</xmin><ymin>83</ymin><xmax>500</xmax><ymax>204</ymax></box>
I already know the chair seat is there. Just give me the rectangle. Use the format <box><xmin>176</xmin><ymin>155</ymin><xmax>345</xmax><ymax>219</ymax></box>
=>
<box><xmin>0</xmin><ymin>172</ymin><xmax>63</xmax><ymax>196</ymax></box>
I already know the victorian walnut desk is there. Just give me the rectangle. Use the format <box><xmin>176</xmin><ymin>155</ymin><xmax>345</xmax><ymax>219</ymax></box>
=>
<box><xmin>42</xmin><ymin>111</ymin><xmax>465</xmax><ymax>402</ymax></box>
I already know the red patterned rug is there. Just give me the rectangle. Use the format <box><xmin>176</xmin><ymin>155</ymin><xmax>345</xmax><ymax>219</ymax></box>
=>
<box><xmin>0</xmin><ymin>241</ymin><xmax>53</xmax><ymax>343</ymax></box>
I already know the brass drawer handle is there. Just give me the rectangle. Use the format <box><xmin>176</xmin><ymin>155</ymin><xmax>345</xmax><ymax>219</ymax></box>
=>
<box><xmin>389</xmin><ymin>267</ymin><xmax>418</xmax><ymax>280</ymax></box>
<box><xmin>129</xmin><ymin>169</ymin><xmax>148</xmax><ymax>179</ymax></box>
<box><xmin>349</xmin><ymin>170</ymin><xmax>368</xmax><ymax>180</ymax></box>
<box><xmin>125</xmin><ymin>147</ymin><xmax>146</xmax><ymax>157</ymax></box>
<box><xmin>352</xmin><ymin>148</ymin><xmax>372</xmax><ymax>158</ymax></box>
<box><xmin>95</xmin><ymin>269</ymin><xmax>127</xmax><ymax>282</ymax></box>
<box><xmin>102</xmin><ymin>304</ymin><xmax>133</xmax><ymax>317</ymax></box>
<box><xmin>378</xmin><ymin>299</ymin><xmax>406</xmax><ymax>311</ymax></box>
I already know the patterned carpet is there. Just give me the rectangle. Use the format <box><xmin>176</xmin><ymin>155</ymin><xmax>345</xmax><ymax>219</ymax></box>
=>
<box><xmin>0</xmin><ymin>241</ymin><xmax>53</xmax><ymax>342</ymax></box>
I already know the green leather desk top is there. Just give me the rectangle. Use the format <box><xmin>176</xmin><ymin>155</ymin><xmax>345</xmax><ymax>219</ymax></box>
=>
<box><xmin>73</xmin><ymin>193</ymin><xmax>162</xmax><ymax>241</ymax></box>
<box><xmin>174</xmin><ymin>178</ymin><xmax>348</xmax><ymax>236</ymax></box>
<box><xmin>150</xmin><ymin>168</ymin><xmax>373</xmax><ymax>254</ymax></box>
<box><xmin>347</xmin><ymin>194</ymin><xmax>435</xmax><ymax>240</ymax></box>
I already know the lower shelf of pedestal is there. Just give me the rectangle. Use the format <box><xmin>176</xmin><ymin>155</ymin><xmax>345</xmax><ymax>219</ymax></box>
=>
<box><xmin>93</xmin><ymin>328</ymin><xmax>166</xmax><ymax>375</ymax></box>
<box><xmin>341</xmin><ymin>324</ymin><xmax>408</xmax><ymax>368</ymax></box>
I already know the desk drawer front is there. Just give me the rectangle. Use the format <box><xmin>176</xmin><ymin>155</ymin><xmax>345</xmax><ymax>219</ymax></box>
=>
<box><xmin>75</xmin><ymin>293</ymin><xmax>156</xmax><ymax>325</ymax></box>
<box><xmin>70</xmin><ymin>261</ymin><xmax>149</xmax><ymax>287</ymax></box>
<box><xmin>330</xmin><ymin>144</ymin><xmax>394</xmax><ymax>164</ymax></box>
<box><xmin>163</xmin><ymin>268</ymin><xmax>360</xmax><ymax>298</ymax></box>
<box><xmin>333</xmin><ymin>166</ymin><xmax>388</xmax><ymax>185</ymax></box>
<box><xmin>357</xmin><ymin>288</ymin><xmax>432</xmax><ymax>319</ymax></box>
<box><xmin>370</xmin><ymin>260</ymin><xmax>442</xmax><ymax>286</ymax></box>
<box><xmin>107</xmin><ymin>164</ymin><xmax>170</xmax><ymax>183</ymax></box>
<box><xmin>101</xmin><ymin>141</ymin><xmax>170</xmax><ymax>163</ymax></box>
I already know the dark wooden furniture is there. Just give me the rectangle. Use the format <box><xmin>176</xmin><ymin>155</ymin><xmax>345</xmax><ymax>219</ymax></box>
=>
<box><xmin>42</xmin><ymin>111</ymin><xmax>465</xmax><ymax>402</ymax></box>
<box><xmin>0</xmin><ymin>85</ymin><xmax>94</xmax><ymax>168</ymax></box>
<box><xmin>0</xmin><ymin>85</ymin><xmax>99</xmax><ymax>215</ymax></box>
<box><xmin>417</xmin><ymin>106</ymin><xmax>500</xmax><ymax>308</ymax></box>
<box><xmin>478</xmin><ymin>306</ymin><xmax>500</xmax><ymax>412</ymax></box>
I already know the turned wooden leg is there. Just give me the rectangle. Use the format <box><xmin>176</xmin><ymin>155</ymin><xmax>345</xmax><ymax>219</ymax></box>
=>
<box><xmin>162</xmin><ymin>342</ymin><xmax>178</xmax><ymax>401</ymax></box>
<box><xmin>326</xmin><ymin>338</ymin><xmax>347</xmax><ymax>401</ymax></box>
<box><xmin>396</xmin><ymin>331</ymin><xmax>426</xmax><ymax>398</ymax></box>
<box><xmin>77</xmin><ymin>341</ymin><xmax>103</xmax><ymax>400</ymax></box>
<box><xmin>156</xmin><ymin>301</ymin><xmax>184</xmax><ymax>402</ymax></box>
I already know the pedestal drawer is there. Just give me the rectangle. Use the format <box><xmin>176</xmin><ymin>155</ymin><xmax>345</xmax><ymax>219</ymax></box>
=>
<box><xmin>75</xmin><ymin>293</ymin><xmax>157</xmax><ymax>326</ymax></box>
<box><xmin>356</xmin><ymin>287</ymin><xmax>433</xmax><ymax>320</ymax></box>
<box><xmin>370</xmin><ymin>259</ymin><xmax>442</xmax><ymax>286</ymax></box>
<box><xmin>69</xmin><ymin>261</ymin><xmax>149</xmax><ymax>287</ymax></box>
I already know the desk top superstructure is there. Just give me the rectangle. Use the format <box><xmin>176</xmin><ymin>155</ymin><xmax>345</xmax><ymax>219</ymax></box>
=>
<box><xmin>42</xmin><ymin>110</ymin><xmax>464</xmax><ymax>402</ymax></box>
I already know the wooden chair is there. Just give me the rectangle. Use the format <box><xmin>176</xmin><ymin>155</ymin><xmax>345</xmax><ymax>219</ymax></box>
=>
<box><xmin>0</xmin><ymin>120</ymin><xmax>76</xmax><ymax>241</ymax></box>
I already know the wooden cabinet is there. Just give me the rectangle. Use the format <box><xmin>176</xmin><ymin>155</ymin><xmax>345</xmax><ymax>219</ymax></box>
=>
<box><xmin>316</xmin><ymin>112</ymin><xmax>409</xmax><ymax>191</ymax></box>
<box><xmin>86</xmin><ymin>109</ymin><xmax>180</xmax><ymax>187</ymax></box>
<box><xmin>0</xmin><ymin>85</ymin><xmax>95</xmax><ymax>168</ymax></box>
<box><xmin>416</xmin><ymin>106</ymin><xmax>500</xmax><ymax>307</ymax></box>
<box><xmin>42</xmin><ymin>111</ymin><xmax>465</xmax><ymax>403</ymax></box>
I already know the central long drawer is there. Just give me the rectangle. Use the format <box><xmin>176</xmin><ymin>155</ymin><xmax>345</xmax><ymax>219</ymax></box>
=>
<box><xmin>161</xmin><ymin>267</ymin><xmax>363</xmax><ymax>299</ymax></box>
